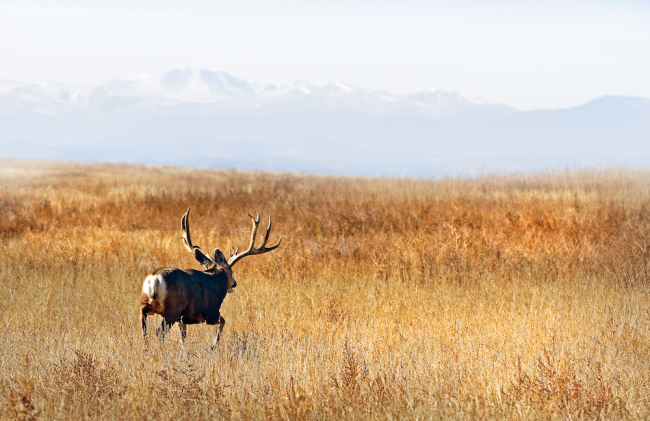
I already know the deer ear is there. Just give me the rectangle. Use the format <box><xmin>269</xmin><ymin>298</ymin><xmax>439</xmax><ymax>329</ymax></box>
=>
<box><xmin>194</xmin><ymin>248</ymin><xmax>215</xmax><ymax>269</ymax></box>
<box><xmin>213</xmin><ymin>248</ymin><xmax>228</xmax><ymax>265</ymax></box>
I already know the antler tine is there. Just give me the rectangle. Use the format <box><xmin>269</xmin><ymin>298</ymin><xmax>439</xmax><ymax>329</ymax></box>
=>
<box><xmin>180</xmin><ymin>207</ymin><xmax>197</xmax><ymax>253</ymax></box>
<box><xmin>180</xmin><ymin>207</ymin><xmax>215</xmax><ymax>268</ymax></box>
<box><xmin>265</xmin><ymin>236</ymin><xmax>282</xmax><ymax>252</ymax></box>
<box><xmin>259</xmin><ymin>216</ymin><xmax>273</xmax><ymax>249</ymax></box>
<box><xmin>247</xmin><ymin>213</ymin><xmax>260</xmax><ymax>250</ymax></box>
<box><xmin>229</xmin><ymin>246</ymin><xmax>239</xmax><ymax>259</ymax></box>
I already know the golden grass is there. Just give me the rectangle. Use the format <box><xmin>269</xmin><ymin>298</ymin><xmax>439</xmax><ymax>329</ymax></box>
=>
<box><xmin>0</xmin><ymin>158</ymin><xmax>649</xmax><ymax>419</ymax></box>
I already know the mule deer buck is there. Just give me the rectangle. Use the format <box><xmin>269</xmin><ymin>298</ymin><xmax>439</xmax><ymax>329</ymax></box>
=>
<box><xmin>140</xmin><ymin>208</ymin><xmax>281</xmax><ymax>348</ymax></box>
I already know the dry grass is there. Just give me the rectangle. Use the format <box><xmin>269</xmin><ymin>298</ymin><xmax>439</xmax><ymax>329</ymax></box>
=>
<box><xmin>0</xmin><ymin>158</ymin><xmax>649</xmax><ymax>419</ymax></box>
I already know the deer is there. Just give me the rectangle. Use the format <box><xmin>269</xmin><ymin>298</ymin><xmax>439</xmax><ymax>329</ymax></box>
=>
<box><xmin>140</xmin><ymin>208</ymin><xmax>281</xmax><ymax>349</ymax></box>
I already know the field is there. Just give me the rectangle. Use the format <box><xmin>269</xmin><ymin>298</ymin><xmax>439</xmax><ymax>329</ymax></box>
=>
<box><xmin>1</xmin><ymin>159</ymin><xmax>649</xmax><ymax>420</ymax></box>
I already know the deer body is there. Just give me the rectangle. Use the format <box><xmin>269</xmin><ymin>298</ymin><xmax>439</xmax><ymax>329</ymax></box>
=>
<box><xmin>140</xmin><ymin>208</ymin><xmax>280</xmax><ymax>348</ymax></box>
<box><xmin>142</xmin><ymin>267</ymin><xmax>230</xmax><ymax>324</ymax></box>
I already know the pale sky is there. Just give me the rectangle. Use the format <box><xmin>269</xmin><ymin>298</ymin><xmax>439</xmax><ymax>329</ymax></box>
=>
<box><xmin>1</xmin><ymin>0</ymin><xmax>649</xmax><ymax>110</ymax></box>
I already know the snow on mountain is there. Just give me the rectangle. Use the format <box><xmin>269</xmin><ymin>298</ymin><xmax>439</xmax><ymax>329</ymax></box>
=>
<box><xmin>0</xmin><ymin>69</ymin><xmax>511</xmax><ymax>119</ymax></box>
<box><xmin>0</xmin><ymin>80</ymin><xmax>87</xmax><ymax>115</ymax></box>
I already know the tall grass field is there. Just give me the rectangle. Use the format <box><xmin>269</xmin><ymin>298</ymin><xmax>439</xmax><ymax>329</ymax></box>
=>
<box><xmin>1</xmin><ymin>159</ymin><xmax>649</xmax><ymax>419</ymax></box>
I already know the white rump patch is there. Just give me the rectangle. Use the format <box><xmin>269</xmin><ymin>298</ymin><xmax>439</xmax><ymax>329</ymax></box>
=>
<box><xmin>142</xmin><ymin>274</ymin><xmax>167</xmax><ymax>303</ymax></box>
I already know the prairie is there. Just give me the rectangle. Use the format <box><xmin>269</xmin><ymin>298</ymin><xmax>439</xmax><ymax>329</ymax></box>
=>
<box><xmin>0</xmin><ymin>159</ymin><xmax>649</xmax><ymax>420</ymax></box>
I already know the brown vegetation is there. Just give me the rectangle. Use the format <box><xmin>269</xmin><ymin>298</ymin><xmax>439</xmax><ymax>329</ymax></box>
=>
<box><xmin>0</xmin><ymin>158</ymin><xmax>649</xmax><ymax>419</ymax></box>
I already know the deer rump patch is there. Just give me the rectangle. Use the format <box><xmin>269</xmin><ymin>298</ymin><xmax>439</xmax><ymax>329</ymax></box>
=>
<box><xmin>142</xmin><ymin>274</ymin><xmax>167</xmax><ymax>303</ymax></box>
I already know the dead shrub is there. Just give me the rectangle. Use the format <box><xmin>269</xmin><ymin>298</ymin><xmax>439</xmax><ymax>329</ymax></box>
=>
<box><xmin>1</xmin><ymin>357</ymin><xmax>40</xmax><ymax>421</ymax></box>
<box><xmin>331</xmin><ymin>340</ymin><xmax>407</xmax><ymax>405</ymax></box>
<box><xmin>154</xmin><ymin>362</ymin><xmax>206</xmax><ymax>403</ymax></box>
<box><xmin>506</xmin><ymin>347</ymin><xmax>626</xmax><ymax>417</ymax></box>
<box><xmin>53</xmin><ymin>350</ymin><xmax>125</xmax><ymax>416</ymax></box>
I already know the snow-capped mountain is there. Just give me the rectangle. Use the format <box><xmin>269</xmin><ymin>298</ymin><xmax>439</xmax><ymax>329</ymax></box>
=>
<box><xmin>1</xmin><ymin>70</ymin><xmax>649</xmax><ymax>177</ymax></box>
<box><xmin>0</xmin><ymin>69</ymin><xmax>514</xmax><ymax>118</ymax></box>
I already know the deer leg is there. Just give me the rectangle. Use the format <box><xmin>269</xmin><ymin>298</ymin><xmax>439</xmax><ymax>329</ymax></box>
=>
<box><xmin>141</xmin><ymin>309</ymin><xmax>148</xmax><ymax>341</ymax></box>
<box><xmin>178</xmin><ymin>322</ymin><xmax>187</xmax><ymax>344</ymax></box>
<box><xmin>211</xmin><ymin>316</ymin><xmax>226</xmax><ymax>350</ymax></box>
<box><xmin>157</xmin><ymin>319</ymin><xmax>174</xmax><ymax>343</ymax></box>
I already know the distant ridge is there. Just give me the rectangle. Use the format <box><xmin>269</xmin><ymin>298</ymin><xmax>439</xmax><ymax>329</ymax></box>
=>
<box><xmin>1</xmin><ymin>70</ymin><xmax>649</xmax><ymax>177</ymax></box>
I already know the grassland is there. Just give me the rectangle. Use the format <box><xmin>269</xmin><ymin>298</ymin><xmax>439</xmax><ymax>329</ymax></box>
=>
<box><xmin>0</xmin><ymin>159</ymin><xmax>649</xmax><ymax>420</ymax></box>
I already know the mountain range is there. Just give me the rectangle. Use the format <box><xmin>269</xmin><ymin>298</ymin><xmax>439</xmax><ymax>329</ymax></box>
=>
<box><xmin>1</xmin><ymin>69</ymin><xmax>649</xmax><ymax>177</ymax></box>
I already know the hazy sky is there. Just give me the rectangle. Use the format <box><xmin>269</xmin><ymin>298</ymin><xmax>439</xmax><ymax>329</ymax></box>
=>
<box><xmin>1</xmin><ymin>0</ymin><xmax>649</xmax><ymax>110</ymax></box>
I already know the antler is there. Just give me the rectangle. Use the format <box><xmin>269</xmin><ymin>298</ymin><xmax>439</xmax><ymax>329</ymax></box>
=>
<box><xmin>228</xmin><ymin>213</ymin><xmax>282</xmax><ymax>267</ymax></box>
<box><xmin>180</xmin><ymin>208</ymin><xmax>215</xmax><ymax>269</ymax></box>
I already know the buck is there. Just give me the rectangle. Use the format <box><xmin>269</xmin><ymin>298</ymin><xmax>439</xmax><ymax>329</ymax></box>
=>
<box><xmin>140</xmin><ymin>208</ymin><xmax>281</xmax><ymax>348</ymax></box>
